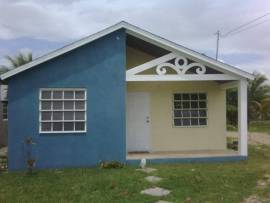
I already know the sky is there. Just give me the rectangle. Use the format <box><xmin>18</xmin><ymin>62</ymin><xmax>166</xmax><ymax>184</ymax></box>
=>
<box><xmin>0</xmin><ymin>0</ymin><xmax>270</xmax><ymax>78</ymax></box>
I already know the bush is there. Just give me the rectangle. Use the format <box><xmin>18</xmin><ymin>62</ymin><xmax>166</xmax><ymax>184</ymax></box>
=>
<box><xmin>100</xmin><ymin>161</ymin><xmax>124</xmax><ymax>169</ymax></box>
<box><xmin>227</xmin><ymin>124</ymin><xmax>238</xmax><ymax>131</ymax></box>
<box><xmin>227</xmin><ymin>137</ymin><xmax>238</xmax><ymax>151</ymax></box>
<box><xmin>0</xmin><ymin>155</ymin><xmax>8</xmax><ymax>171</ymax></box>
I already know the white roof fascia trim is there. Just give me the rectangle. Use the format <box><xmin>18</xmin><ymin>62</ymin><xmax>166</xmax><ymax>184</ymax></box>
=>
<box><xmin>1</xmin><ymin>21</ymin><xmax>254</xmax><ymax>80</ymax></box>
<box><xmin>126</xmin><ymin>74</ymin><xmax>240</xmax><ymax>81</ymax></box>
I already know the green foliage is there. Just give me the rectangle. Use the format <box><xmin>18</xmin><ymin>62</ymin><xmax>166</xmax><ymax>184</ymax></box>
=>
<box><xmin>0</xmin><ymin>155</ymin><xmax>8</xmax><ymax>171</ymax></box>
<box><xmin>248</xmin><ymin>73</ymin><xmax>270</xmax><ymax>102</ymax></box>
<box><xmin>248</xmin><ymin>72</ymin><xmax>270</xmax><ymax>120</ymax></box>
<box><xmin>100</xmin><ymin>161</ymin><xmax>124</xmax><ymax>169</ymax></box>
<box><xmin>0</xmin><ymin>51</ymin><xmax>33</xmax><ymax>74</ymax></box>
<box><xmin>0</xmin><ymin>68</ymin><xmax>9</xmax><ymax>75</ymax></box>
<box><xmin>227</xmin><ymin>120</ymin><xmax>270</xmax><ymax>134</ymax></box>
<box><xmin>226</xmin><ymin>88</ymin><xmax>238</xmax><ymax>126</ymax></box>
<box><xmin>227</xmin><ymin>124</ymin><xmax>238</xmax><ymax>131</ymax></box>
<box><xmin>226</xmin><ymin>72</ymin><xmax>270</xmax><ymax>126</ymax></box>
<box><xmin>226</xmin><ymin>137</ymin><xmax>238</xmax><ymax>150</ymax></box>
<box><xmin>249</xmin><ymin>120</ymin><xmax>270</xmax><ymax>134</ymax></box>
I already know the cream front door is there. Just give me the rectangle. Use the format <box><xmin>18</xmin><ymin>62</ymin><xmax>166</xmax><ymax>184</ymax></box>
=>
<box><xmin>126</xmin><ymin>92</ymin><xmax>150</xmax><ymax>152</ymax></box>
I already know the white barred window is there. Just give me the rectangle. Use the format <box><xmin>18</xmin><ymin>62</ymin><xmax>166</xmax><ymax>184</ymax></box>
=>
<box><xmin>173</xmin><ymin>93</ymin><xmax>207</xmax><ymax>127</ymax></box>
<box><xmin>39</xmin><ymin>89</ymin><xmax>87</xmax><ymax>133</ymax></box>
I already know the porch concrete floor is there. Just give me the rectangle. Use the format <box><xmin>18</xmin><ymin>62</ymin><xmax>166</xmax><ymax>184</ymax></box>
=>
<box><xmin>127</xmin><ymin>150</ymin><xmax>238</xmax><ymax>160</ymax></box>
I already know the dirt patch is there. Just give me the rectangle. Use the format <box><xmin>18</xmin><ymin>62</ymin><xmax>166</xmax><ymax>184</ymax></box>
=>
<box><xmin>249</xmin><ymin>133</ymin><xmax>270</xmax><ymax>146</ymax></box>
<box><xmin>243</xmin><ymin>195</ymin><xmax>264</xmax><ymax>203</ymax></box>
<box><xmin>227</xmin><ymin>132</ymin><xmax>270</xmax><ymax>146</ymax></box>
<box><xmin>243</xmin><ymin>174</ymin><xmax>270</xmax><ymax>203</ymax></box>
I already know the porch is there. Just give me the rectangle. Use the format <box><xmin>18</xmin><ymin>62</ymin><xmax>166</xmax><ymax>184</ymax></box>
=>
<box><xmin>125</xmin><ymin>33</ymin><xmax>249</xmax><ymax>161</ymax></box>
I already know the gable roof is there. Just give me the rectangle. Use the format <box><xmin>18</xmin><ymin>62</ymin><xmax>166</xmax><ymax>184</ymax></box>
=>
<box><xmin>0</xmin><ymin>21</ymin><xmax>254</xmax><ymax>80</ymax></box>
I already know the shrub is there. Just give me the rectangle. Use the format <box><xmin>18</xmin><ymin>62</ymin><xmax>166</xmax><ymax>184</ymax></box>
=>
<box><xmin>100</xmin><ymin>161</ymin><xmax>124</xmax><ymax>169</ymax></box>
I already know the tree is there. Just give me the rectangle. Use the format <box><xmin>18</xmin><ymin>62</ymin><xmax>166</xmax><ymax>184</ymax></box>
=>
<box><xmin>226</xmin><ymin>88</ymin><xmax>238</xmax><ymax>126</ymax></box>
<box><xmin>0</xmin><ymin>52</ymin><xmax>32</xmax><ymax>74</ymax></box>
<box><xmin>248</xmin><ymin>72</ymin><xmax>270</xmax><ymax>120</ymax></box>
<box><xmin>227</xmin><ymin>72</ymin><xmax>270</xmax><ymax>126</ymax></box>
<box><xmin>0</xmin><ymin>68</ymin><xmax>8</xmax><ymax>75</ymax></box>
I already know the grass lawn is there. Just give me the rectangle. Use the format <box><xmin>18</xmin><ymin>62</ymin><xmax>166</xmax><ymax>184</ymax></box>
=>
<box><xmin>227</xmin><ymin>120</ymin><xmax>270</xmax><ymax>134</ymax></box>
<box><xmin>249</xmin><ymin>121</ymin><xmax>270</xmax><ymax>134</ymax></box>
<box><xmin>1</xmin><ymin>145</ymin><xmax>270</xmax><ymax>203</ymax></box>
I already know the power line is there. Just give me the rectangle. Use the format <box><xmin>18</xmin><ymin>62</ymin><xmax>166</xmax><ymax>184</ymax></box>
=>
<box><xmin>224</xmin><ymin>18</ymin><xmax>270</xmax><ymax>37</ymax></box>
<box><xmin>221</xmin><ymin>12</ymin><xmax>270</xmax><ymax>37</ymax></box>
<box><xmin>215</xmin><ymin>12</ymin><xmax>270</xmax><ymax>60</ymax></box>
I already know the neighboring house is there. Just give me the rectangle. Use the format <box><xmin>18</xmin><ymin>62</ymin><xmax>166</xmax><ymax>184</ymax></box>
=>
<box><xmin>0</xmin><ymin>83</ymin><xmax>8</xmax><ymax>147</ymax></box>
<box><xmin>0</xmin><ymin>22</ymin><xmax>254</xmax><ymax>171</ymax></box>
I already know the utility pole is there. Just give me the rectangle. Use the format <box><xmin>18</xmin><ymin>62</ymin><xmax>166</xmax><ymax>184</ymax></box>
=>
<box><xmin>214</xmin><ymin>13</ymin><xmax>270</xmax><ymax>61</ymax></box>
<box><xmin>215</xmin><ymin>30</ymin><xmax>220</xmax><ymax>60</ymax></box>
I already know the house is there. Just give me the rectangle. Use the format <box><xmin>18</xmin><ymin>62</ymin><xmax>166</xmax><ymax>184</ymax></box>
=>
<box><xmin>0</xmin><ymin>83</ymin><xmax>8</xmax><ymax>147</ymax></box>
<box><xmin>0</xmin><ymin>21</ymin><xmax>254</xmax><ymax>171</ymax></box>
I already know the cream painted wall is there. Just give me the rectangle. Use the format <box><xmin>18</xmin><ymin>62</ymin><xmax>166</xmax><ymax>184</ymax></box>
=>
<box><xmin>126</xmin><ymin>47</ymin><xmax>227</xmax><ymax>151</ymax></box>
<box><xmin>126</xmin><ymin>46</ymin><xmax>154</xmax><ymax>69</ymax></box>
<box><xmin>127</xmin><ymin>82</ymin><xmax>226</xmax><ymax>151</ymax></box>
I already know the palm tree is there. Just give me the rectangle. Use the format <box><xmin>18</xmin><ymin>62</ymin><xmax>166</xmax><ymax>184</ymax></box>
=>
<box><xmin>0</xmin><ymin>52</ymin><xmax>32</xmax><ymax>74</ymax></box>
<box><xmin>227</xmin><ymin>72</ymin><xmax>270</xmax><ymax>125</ymax></box>
<box><xmin>248</xmin><ymin>72</ymin><xmax>270</xmax><ymax>120</ymax></box>
<box><xmin>0</xmin><ymin>68</ymin><xmax>8</xmax><ymax>75</ymax></box>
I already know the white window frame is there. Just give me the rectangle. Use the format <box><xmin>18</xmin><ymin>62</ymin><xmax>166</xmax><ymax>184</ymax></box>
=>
<box><xmin>172</xmin><ymin>92</ymin><xmax>208</xmax><ymax>127</ymax></box>
<box><xmin>39</xmin><ymin>88</ymin><xmax>87</xmax><ymax>134</ymax></box>
<box><xmin>2</xmin><ymin>101</ymin><xmax>8</xmax><ymax>121</ymax></box>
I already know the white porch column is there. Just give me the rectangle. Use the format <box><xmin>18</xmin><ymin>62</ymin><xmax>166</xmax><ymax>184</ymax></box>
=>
<box><xmin>238</xmin><ymin>79</ymin><xmax>248</xmax><ymax>156</ymax></box>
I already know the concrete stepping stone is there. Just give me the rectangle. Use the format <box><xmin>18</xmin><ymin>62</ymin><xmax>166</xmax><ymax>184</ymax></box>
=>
<box><xmin>155</xmin><ymin>201</ymin><xmax>173</xmax><ymax>203</ymax></box>
<box><xmin>140</xmin><ymin>187</ymin><xmax>171</xmax><ymax>197</ymax></box>
<box><xmin>145</xmin><ymin>176</ymin><xmax>163</xmax><ymax>183</ymax></box>
<box><xmin>136</xmin><ymin>167</ymin><xmax>157</xmax><ymax>173</ymax></box>
<box><xmin>256</xmin><ymin>180</ymin><xmax>268</xmax><ymax>189</ymax></box>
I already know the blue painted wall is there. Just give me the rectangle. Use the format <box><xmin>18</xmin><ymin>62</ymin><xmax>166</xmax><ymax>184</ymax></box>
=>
<box><xmin>7</xmin><ymin>29</ymin><xmax>126</xmax><ymax>170</ymax></box>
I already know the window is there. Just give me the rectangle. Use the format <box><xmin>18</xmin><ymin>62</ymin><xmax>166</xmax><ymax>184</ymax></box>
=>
<box><xmin>2</xmin><ymin>101</ymin><xmax>7</xmax><ymax>120</ymax></box>
<box><xmin>173</xmin><ymin>93</ymin><xmax>207</xmax><ymax>127</ymax></box>
<box><xmin>39</xmin><ymin>89</ymin><xmax>87</xmax><ymax>133</ymax></box>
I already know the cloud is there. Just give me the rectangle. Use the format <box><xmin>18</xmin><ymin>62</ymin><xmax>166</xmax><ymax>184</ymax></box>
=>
<box><xmin>0</xmin><ymin>0</ymin><xmax>270</xmax><ymax>77</ymax></box>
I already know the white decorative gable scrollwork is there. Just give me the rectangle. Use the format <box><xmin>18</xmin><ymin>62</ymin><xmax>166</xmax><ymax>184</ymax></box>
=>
<box><xmin>126</xmin><ymin>52</ymin><xmax>237</xmax><ymax>81</ymax></box>
<box><xmin>156</xmin><ymin>56</ymin><xmax>206</xmax><ymax>75</ymax></box>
